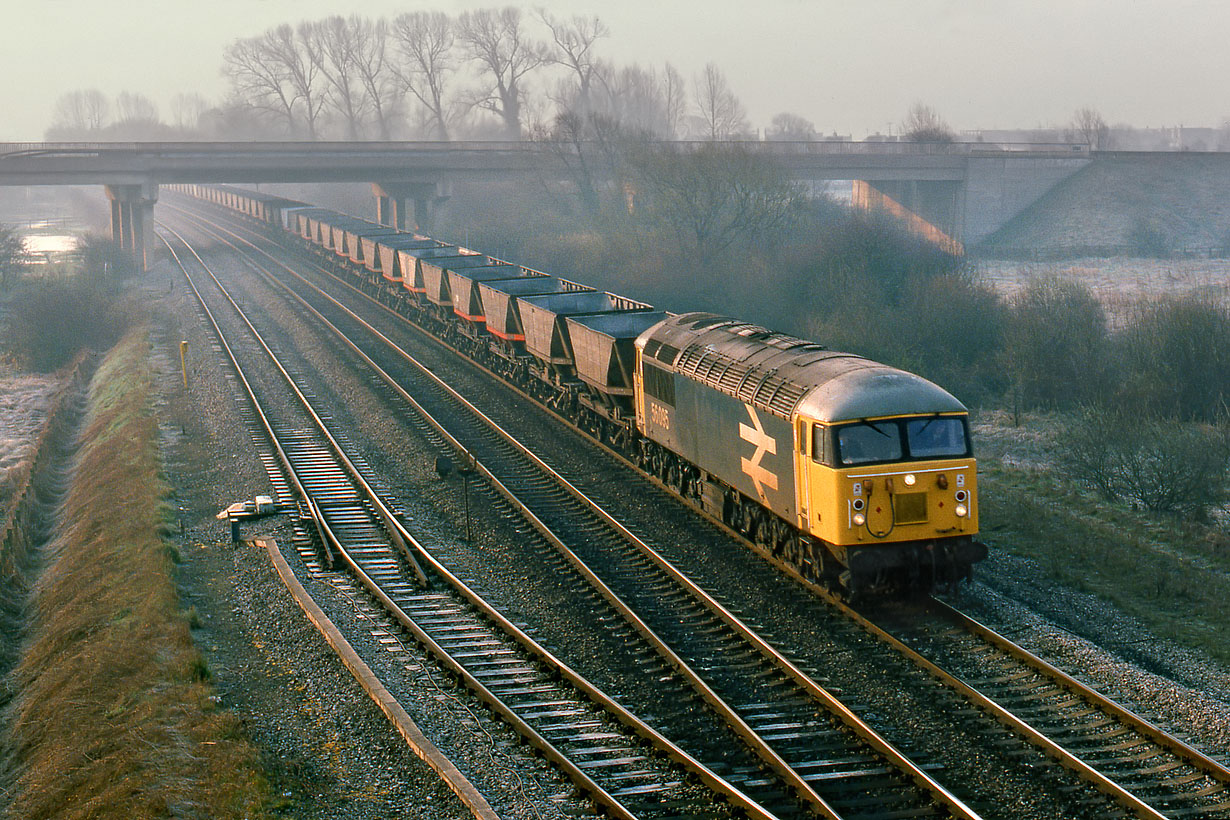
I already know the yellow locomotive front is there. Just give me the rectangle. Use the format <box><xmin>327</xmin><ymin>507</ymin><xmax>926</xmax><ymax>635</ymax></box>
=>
<box><xmin>794</xmin><ymin>391</ymin><xmax>985</xmax><ymax>592</ymax></box>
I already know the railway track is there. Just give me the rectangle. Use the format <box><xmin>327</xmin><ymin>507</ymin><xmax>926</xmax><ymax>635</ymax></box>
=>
<box><xmin>164</xmin><ymin>208</ymin><xmax>982</xmax><ymax>820</ymax></box>
<box><xmin>158</xmin><ymin>223</ymin><xmax>778</xmax><ymax>820</ymax></box>
<box><xmin>170</xmin><ymin>196</ymin><xmax>1230</xmax><ymax>819</ymax></box>
<box><xmin>857</xmin><ymin>597</ymin><xmax>1230</xmax><ymax>820</ymax></box>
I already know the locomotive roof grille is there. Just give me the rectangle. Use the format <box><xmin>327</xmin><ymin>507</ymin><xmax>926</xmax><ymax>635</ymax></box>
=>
<box><xmin>643</xmin><ymin>339</ymin><xmax>681</xmax><ymax>365</ymax></box>
<box><xmin>673</xmin><ymin>342</ymin><xmax>809</xmax><ymax>419</ymax></box>
<box><xmin>639</xmin><ymin>312</ymin><xmax>966</xmax><ymax>422</ymax></box>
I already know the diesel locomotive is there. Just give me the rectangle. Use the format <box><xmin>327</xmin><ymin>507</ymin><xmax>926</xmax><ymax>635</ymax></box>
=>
<box><xmin>174</xmin><ymin>183</ymin><xmax>987</xmax><ymax>596</ymax></box>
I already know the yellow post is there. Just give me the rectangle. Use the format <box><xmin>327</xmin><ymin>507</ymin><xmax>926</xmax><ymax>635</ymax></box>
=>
<box><xmin>179</xmin><ymin>340</ymin><xmax>189</xmax><ymax>389</ymax></box>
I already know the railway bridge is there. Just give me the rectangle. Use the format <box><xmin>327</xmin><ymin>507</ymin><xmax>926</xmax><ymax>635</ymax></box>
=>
<box><xmin>0</xmin><ymin>140</ymin><xmax>1091</xmax><ymax>269</ymax></box>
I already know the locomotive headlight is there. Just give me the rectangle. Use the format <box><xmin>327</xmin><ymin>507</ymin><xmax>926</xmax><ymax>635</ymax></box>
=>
<box><xmin>955</xmin><ymin>503</ymin><xmax>968</xmax><ymax>518</ymax></box>
<box><xmin>955</xmin><ymin>489</ymin><xmax>968</xmax><ymax>503</ymax></box>
<box><xmin>903</xmin><ymin>473</ymin><xmax>916</xmax><ymax>486</ymax></box>
<box><xmin>853</xmin><ymin>512</ymin><xmax>866</xmax><ymax>527</ymax></box>
<box><xmin>851</xmin><ymin>497</ymin><xmax>865</xmax><ymax>511</ymax></box>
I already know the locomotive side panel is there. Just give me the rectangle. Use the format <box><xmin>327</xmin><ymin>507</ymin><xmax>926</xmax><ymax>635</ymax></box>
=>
<box><xmin>640</xmin><ymin>359</ymin><xmax>798</xmax><ymax>523</ymax></box>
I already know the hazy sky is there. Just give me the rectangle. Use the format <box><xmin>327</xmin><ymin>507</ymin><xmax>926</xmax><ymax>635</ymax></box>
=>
<box><xmin>3</xmin><ymin>0</ymin><xmax>1228</xmax><ymax>141</ymax></box>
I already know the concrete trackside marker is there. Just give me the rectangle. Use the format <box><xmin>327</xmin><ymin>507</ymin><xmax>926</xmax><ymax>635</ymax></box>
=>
<box><xmin>253</xmin><ymin>538</ymin><xmax>501</xmax><ymax>820</ymax></box>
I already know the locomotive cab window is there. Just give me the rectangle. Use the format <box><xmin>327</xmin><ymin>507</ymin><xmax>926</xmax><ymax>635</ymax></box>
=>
<box><xmin>906</xmin><ymin>417</ymin><xmax>969</xmax><ymax>458</ymax></box>
<box><xmin>835</xmin><ymin>416</ymin><xmax>970</xmax><ymax>466</ymax></box>
<box><xmin>836</xmin><ymin>421</ymin><xmax>901</xmax><ymax>465</ymax></box>
<box><xmin>811</xmin><ymin>424</ymin><xmax>830</xmax><ymax>465</ymax></box>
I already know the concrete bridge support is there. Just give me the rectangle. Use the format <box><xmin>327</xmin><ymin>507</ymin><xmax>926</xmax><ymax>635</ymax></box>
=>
<box><xmin>372</xmin><ymin>181</ymin><xmax>452</xmax><ymax>233</ymax></box>
<box><xmin>105</xmin><ymin>182</ymin><xmax>159</xmax><ymax>271</ymax></box>
<box><xmin>853</xmin><ymin>179</ymin><xmax>966</xmax><ymax>254</ymax></box>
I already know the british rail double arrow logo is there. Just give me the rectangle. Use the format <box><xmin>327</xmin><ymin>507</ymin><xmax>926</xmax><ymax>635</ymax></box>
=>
<box><xmin>739</xmin><ymin>404</ymin><xmax>779</xmax><ymax>501</ymax></box>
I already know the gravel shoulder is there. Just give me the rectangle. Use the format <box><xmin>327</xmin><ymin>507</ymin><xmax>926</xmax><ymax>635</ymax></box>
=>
<box><xmin>143</xmin><ymin>262</ymin><xmax>483</xmax><ymax>820</ymax></box>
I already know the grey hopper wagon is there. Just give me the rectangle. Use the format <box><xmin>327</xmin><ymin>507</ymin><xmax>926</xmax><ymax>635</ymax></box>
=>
<box><xmin>295</xmin><ymin>209</ymin><xmax>336</xmax><ymax>243</ymax></box>
<box><xmin>421</xmin><ymin>253</ymin><xmax>493</xmax><ymax>307</ymax></box>
<box><xmin>566</xmin><ymin>310</ymin><xmax>670</xmax><ymax>413</ymax></box>
<box><xmin>517</xmin><ymin>291</ymin><xmax>653</xmax><ymax>379</ymax></box>
<box><xmin>259</xmin><ymin>198</ymin><xmax>307</xmax><ymax>230</ymax></box>
<box><xmin>373</xmin><ymin>235</ymin><xmax>438</xmax><ymax>280</ymax></box>
<box><xmin>397</xmin><ymin>244</ymin><xmax>462</xmax><ymax>296</ymax></box>
<box><xmin>324</xmin><ymin>217</ymin><xmax>355</xmax><ymax>254</ymax></box>
<box><xmin>308</xmin><ymin>212</ymin><xmax>349</xmax><ymax>249</ymax></box>
<box><xmin>445</xmin><ymin>265</ymin><xmax>527</xmax><ymax>326</ymax></box>
<box><xmin>477</xmin><ymin>276</ymin><xmax>592</xmax><ymax>345</ymax></box>
<box><xmin>329</xmin><ymin>217</ymin><xmax>379</xmax><ymax>259</ymax></box>
<box><xmin>344</xmin><ymin>222</ymin><xmax>400</xmax><ymax>266</ymax></box>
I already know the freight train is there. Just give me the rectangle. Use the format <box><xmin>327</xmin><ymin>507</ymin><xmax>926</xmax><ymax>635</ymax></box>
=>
<box><xmin>173</xmin><ymin>183</ymin><xmax>986</xmax><ymax>596</ymax></box>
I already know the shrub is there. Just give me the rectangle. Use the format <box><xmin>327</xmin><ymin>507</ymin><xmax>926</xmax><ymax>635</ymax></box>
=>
<box><xmin>2</xmin><ymin>275</ymin><xmax>130</xmax><ymax>371</ymax></box>
<box><xmin>1127</xmin><ymin>217</ymin><xmax>1172</xmax><ymax>257</ymax></box>
<box><xmin>1115</xmin><ymin>293</ymin><xmax>1230</xmax><ymax>422</ymax></box>
<box><xmin>788</xmin><ymin>211</ymin><xmax>1007</xmax><ymax>404</ymax></box>
<box><xmin>1002</xmin><ymin>275</ymin><xmax>1112</xmax><ymax>411</ymax></box>
<box><xmin>1060</xmin><ymin>407</ymin><xmax>1230</xmax><ymax>518</ymax></box>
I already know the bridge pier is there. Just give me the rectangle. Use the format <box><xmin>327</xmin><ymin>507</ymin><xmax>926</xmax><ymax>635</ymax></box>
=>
<box><xmin>372</xmin><ymin>181</ymin><xmax>451</xmax><ymax>233</ymax></box>
<box><xmin>105</xmin><ymin>183</ymin><xmax>159</xmax><ymax>271</ymax></box>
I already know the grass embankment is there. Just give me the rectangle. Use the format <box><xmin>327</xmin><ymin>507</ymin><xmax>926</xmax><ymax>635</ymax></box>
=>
<box><xmin>3</xmin><ymin>327</ymin><xmax>272</xmax><ymax>819</ymax></box>
<box><xmin>974</xmin><ymin>411</ymin><xmax>1230</xmax><ymax>666</ymax></box>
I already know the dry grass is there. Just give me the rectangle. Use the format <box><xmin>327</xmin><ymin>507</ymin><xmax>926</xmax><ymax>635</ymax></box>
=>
<box><xmin>3</xmin><ymin>327</ymin><xmax>272</xmax><ymax>819</ymax></box>
<box><xmin>973</xmin><ymin>410</ymin><xmax>1230</xmax><ymax>665</ymax></box>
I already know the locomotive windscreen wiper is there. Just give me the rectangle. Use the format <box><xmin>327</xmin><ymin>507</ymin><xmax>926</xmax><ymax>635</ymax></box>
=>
<box><xmin>856</xmin><ymin>419</ymin><xmax>893</xmax><ymax>437</ymax></box>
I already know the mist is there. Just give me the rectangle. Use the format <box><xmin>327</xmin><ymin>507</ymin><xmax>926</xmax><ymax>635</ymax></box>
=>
<box><xmin>8</xmin><ymin>0</ymin><xmax>1230</xmax><ymax>142</ymax></box>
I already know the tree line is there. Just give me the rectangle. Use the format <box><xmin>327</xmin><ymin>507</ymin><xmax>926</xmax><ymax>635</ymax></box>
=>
<box><xmin>49</xmin><ymin>7</ymin><xmax>1001</xmax><ymax>145</ymax></box>
<box><xmin>47</xmin><ymin>8</ymin><xmax>778</xmax><ymax>143</ymax></box>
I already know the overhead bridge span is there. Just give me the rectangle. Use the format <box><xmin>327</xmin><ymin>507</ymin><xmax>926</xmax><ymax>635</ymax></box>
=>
<box><xmin>0</xmin><ymin>140</ymin><xmax>1092</xmax><ymax>269</ymax></box>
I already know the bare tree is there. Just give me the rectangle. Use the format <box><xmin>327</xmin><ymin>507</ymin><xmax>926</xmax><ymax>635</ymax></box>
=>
<box><xmin>693</xmin><ymin>63</ymin><xmax>748</xmax><ymax>140</ymax></box>
<box><xmin>391</xmin><ymin>11</ymin><xmax>459</xmax><ymax>140</ymax></box>
<box><xmin>457</xmin><ymin>7</ymin><xmax>547</xmax><ymax>139</ymax></box>
<box><xmin>307</xmin><ymin>16</ymin><xmax>376</xmax><ymax>139</ymax></box>
<box><xmin>49</xmin><ymin>89</ymin><xmax>111</xmax><ymax>135</ymax></box>
<box><xmin>766</xmin><ymin>112</ymin><xmax>817</xmax><ymax>141</ymax></box>
<box><xmin>224</xmin><ymin>24</ymin><xmax>327</xmax><ymax>138</ymax></box>
<box><xmin>170</xmin><ymin>93</ymin><xmax>211</xmax><ymax>132</ymax></box>
<box><xmin>901</xmin><ymin>102</ymin><xmax>954</xmax><ymax>142</ymax></box>
<box><xmin>345</xmin><ymin>16</ymin><xmax>400</xmax><ymax>140</ymax></box>
<box><xmin>539</xmin><ymin>11</ymin><xmax>608</xmax><ymax>120</ymax></box>
<box><xmin>591</xmin><ymin>61</ymin><xmax>686</xmax><ymax>139</ymax></box>
<box><xmin>661</xmin><ymin>62</ymin><xmax>687</xmax><ymax>139</ymax></box>
<box><xmin>628</xmin><ymin>143</ymin><xmax>804</xmax><ymax>262</ymax></box>
<box><xmin>224</xmin><ymin>33</ymin><xmax>298</xmax><ymax>134</ymax></box>
<box><xmin>1070</xmin><ymin>106</ymin><xmax>1110</xmax><ymax>149</ymax></box>
<box><xmin>115</xmin><ymin>92</ymin><xmax>159</xmax><ymax>126</ymax></box>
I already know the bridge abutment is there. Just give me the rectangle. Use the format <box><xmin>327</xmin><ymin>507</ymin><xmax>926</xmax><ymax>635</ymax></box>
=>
<box><xmin>105</xmin><ymin>182</ymin><xmax>159</xmax><ymax>271</ymax></box>
<box><xmin>853</xmin><ymin>179</ymin><xmax>966</xmax><ymax>254</ymax></box>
